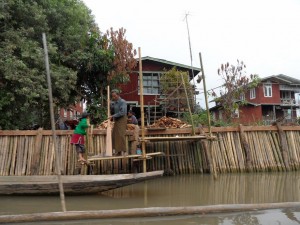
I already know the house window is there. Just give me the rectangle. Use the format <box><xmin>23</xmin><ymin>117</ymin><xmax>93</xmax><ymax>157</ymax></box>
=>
<box><xmin>250</xmin><ymin>88</ymin><xmax>256</xmax><ymax>99</ymax></box>
<box><xmin>280</xmin><ymin>91</ymin><xmax>291</xmax><ymax>99</ymax></box>
<box><xmin>139</xmin><ymin>73</ymin><xmax>160</xmax><ymax>95</ymax></box>
<box><xmin>219</xmin><ymin>110</ymin><xmax>223</xmax><ymax>120</ymax></box>
<box><xmin>264</xmin><ymin>84</ymin><xmax>272</xmax><ymax>97</ymax></box>
<box><xmin>63</xmin><ymin>109</ymin><xmax>67</xmax><ymax>118</ymax></box>
<box><xmin>212</xmin><ymin>111</ymin><xmax>216</xmax><ymax>120</ymax></box>
<box><xmin>232</xmin><ymin>108</ymin><xmax>239</xmax><ymax>118</ymax></box>
<box><xmin>240</xmin><ymin>93</ymin><xmax>245</xmax><ymax>101</ymax></box>
<box><xmin>285</xmin><ymin>109</ymin><xmax>292</xmax><ymax>119</ymax></box>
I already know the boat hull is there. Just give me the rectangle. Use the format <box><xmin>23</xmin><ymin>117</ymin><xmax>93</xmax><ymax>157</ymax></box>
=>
<box><xmin>0</xmin><ymin>171</ymin><xmax>164</xmax><ymax>195</ymax></box>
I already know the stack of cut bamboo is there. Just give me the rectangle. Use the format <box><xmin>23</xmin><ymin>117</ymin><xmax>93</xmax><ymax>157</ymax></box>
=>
<box><xmin>148</xmin><ymin>116</ymin><xmax>191</xmax><ymax>129</ymax></box>
<box><xmin>97</xmin><ymin>120</ymin><xmax>136</xmax><ymax>131</ymax></box>
<box><xmin>97</xmin><ymin>120</ymin><xmax>114</xmax><ymax>129</ymax></box>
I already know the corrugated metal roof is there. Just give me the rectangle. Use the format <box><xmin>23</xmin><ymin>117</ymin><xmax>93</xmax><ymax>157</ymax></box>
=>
<box><xmin>139</xmin><ymin>56</ymin><xmax>201</xmax><ymax>73</ymax></box>
<box><xmin>261</xmin><ymin>74</ymin><xmax>300</xmax><ymax>85</ymax></box>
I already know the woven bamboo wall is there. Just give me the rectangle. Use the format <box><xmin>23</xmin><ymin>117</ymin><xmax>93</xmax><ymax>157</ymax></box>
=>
<box><xmin>0</xmin><ymin>125</ymin><xmax>299</xmax><ymax>176</ymax></box>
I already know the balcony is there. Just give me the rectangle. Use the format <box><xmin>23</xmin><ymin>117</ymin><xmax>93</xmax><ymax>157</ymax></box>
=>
<box><xmin>280</xmin><ymin>98</ymin><xmax>296</xmax><ymax>105</ymax></box>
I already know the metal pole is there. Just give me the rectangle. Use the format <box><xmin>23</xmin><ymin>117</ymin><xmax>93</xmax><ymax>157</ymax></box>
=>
<box><xmin>42</xmin><ymin>33</ymin><xmax>66</xmax><ymax>212</ymax></box>
<box><xmin>199</xmin><ymin>52</ymin><xmax>212</xmax><ymax>136</ymax></box>
<box><xmin>138</xmin><ymin>47</ymin><xmax>147</xmax><ymax>173</ymax></box>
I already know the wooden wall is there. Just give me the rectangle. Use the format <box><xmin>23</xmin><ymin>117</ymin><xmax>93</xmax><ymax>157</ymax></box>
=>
<box><xmin>0</xmin><ymin>125</ymin><xmax>300</xmax><ymax>176</ymax></box>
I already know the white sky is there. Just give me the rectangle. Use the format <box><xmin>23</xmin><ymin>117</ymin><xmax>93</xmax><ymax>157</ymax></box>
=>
<box><xmin>82</xmin><ymin>0</ymin><xmax>300</xmax><ymax>106</ymax></box>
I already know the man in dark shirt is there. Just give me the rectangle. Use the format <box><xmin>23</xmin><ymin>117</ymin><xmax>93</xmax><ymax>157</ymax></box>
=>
<box><xmin>109</xmin><ymin>89</ymin><xmax>127</xmax><ymax>156</ymax></box>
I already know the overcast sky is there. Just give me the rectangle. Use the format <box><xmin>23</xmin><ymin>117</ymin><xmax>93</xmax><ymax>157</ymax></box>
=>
<box><xmin>82</xmin><ymin>0</ymin><xmax>300</xmax><ymax>106</ymax></box>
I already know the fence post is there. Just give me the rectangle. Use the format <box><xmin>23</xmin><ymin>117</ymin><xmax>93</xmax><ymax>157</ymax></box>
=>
<box><xmin>239</xmin><ymin>124</ymin><xmax>252</xmax><ymax>172</ymax></box>
<box><xmin>276</xmin><ymin>123</ymin><xmax>290</xmax><ymax>170</ymax></box>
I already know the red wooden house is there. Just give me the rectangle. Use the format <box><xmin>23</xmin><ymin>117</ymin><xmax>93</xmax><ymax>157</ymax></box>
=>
<box><xmin>57</xmin><ymin>100</ymin><xmax>84</xmax><ymax>129</ymax></box>
<box><xmin>210</xmin><ymin>74</ymin><xmax>300</xmax><ymax>125</ymax></box>
<box><xmin>119</xmin><ymin>56</ymin><xmax>201</xmax><ymax>124</ymax></box>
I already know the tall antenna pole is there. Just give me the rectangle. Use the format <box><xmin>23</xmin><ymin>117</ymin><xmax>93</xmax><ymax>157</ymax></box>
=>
<box><xmin>184</xmin><ymin>13</ymin><xmax>197</xmax><ymax>112</ymax></box>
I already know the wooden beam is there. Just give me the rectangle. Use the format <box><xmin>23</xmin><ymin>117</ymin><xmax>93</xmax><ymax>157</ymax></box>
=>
<box><xmin>1</xmin><ymin>125</ymin><xmax>300</xmax><ymax>137</ymax></box>
<box><xmin>1</xmin><ymin>202</ymin><xmax>300</xmax><ymax>223</ymax></box>
<box><xmin>87</xmin><ymin>152</ymin><xmax>164</xmax><ymax>162</ymax></box>
<box><xmin>143</xmin><ymin>135</ymin><xmax>208</xmax><ymax>142</ymax></box>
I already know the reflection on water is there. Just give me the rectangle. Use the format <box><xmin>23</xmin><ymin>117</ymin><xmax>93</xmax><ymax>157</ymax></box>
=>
<box><xmin>103</xmin><ymin>171</ymin><xmax>300</xmax><ymax>206</ymax></box>
<box><xmin>1</xmin><ymin>172</ymin><xmax>300</xmax><ymax>225</ymax></box>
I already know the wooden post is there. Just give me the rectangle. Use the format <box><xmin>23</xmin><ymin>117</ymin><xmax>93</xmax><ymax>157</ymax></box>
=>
<box><xmin>42</xmin><ymin>33</ymin><xmax>66</xmax><ymax>212</ymax></box>
<box><xmin>198</xmin><ymin>126</ymin><xmax>213</xmax><ymax>173</ymax></box>
<box><xmin>276</xmin><ymin>122</ymin><xmax>290</xmax><ymax>170</ymax></box>
<box><xmin>199</xmin><ymin>52</ymin><xmax>212</xmax><ymax>136</ymax></box>
<box><xmin>239</xmin><ymin>124</ymin><xmax>252</xmax><ymax>172</ymax></box>
<box><xmin>199</xmin><ymin>53</ymin><xmax>216</xmax><ymax>178</ymax></box>
<box><xmin>106</xmin><ymin>86</ymin><xmax>112</xmax><ymax>156</ymax></box>
<box><xmin>32</xmin><ymin>128</ymin><xmax>43</xmax><ymax>175</ymax></box>
<box><xmin>154</xmin><ymin>95</ymin><xmax>157</xmax><ymax>122</ymax></box>
<box><xmin>138</xmin><ymin>47</ymin><xmax>147</xmax><ymax>173</ymax></box>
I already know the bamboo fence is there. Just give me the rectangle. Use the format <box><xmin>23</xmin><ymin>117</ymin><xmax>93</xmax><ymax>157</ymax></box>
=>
<box><xmin>0</xmin><ymin>124</ymin><xmax>300</xmax><ymax>176</ymax></box>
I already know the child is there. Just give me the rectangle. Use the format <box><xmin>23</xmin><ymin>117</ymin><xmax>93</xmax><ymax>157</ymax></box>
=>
<box><xmin>70</xmin><ymin>112</ymin><xmax>90</xmax><ymax>164</ymax></box>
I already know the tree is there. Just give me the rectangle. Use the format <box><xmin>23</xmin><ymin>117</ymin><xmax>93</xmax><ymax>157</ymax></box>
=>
<box><xmin>0</xmin><ymin>0</ymin><xmax>137</xmax><ymax>129</ymax></box>
<box><xmin>0</xmin><ymin>0</ymin><xmax>95</xmax><ymax>129</ymax></box>
<box><xmin>213</xmin><ymin>60</ymin><xmax>260</xmax><ymax>123</ymax></box>
<box><xmin>78</xmin><ymin>27</ymin><xmax>136</xmax><ymax>125</ymax></box>
<box><xmin>160</xmin><ymin>67</ymin><xmax>195</xmax><ymax>115</ymax></box>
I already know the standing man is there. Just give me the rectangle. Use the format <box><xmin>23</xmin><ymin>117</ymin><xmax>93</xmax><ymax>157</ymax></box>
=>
<box><xmin>109</xmin><ymin>89</ymin><xmax>127</xmax><ymax>156</ymax></box>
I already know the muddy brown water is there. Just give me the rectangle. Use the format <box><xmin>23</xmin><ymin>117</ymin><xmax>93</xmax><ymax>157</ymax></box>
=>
<box><xmin>1</xmin><ymin>172</ymin><xmax>300</xmax><ymax>224</ymax></box>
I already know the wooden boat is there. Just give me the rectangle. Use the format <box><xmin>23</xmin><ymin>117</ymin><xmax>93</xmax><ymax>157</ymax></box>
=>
<box><xmin>0</xmin><ymin>170</ymin><xmax>164</xmax><ymax>195</ymax></box>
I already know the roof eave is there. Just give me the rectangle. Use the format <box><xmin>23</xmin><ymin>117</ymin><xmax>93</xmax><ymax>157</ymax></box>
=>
<box><xmin>139</xmin><ymin>56</ymin><xmax>201</xmax><ymax>73</ymax></box>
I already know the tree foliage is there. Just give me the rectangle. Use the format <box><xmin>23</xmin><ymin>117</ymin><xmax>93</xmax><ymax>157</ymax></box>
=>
<box><xmin>77</xmin><ymin>27</ymin><xmax>136</xmax><ymax>125</ymax></box>
<box><xmin>213</xmin><ymin>60</ymin><xmax>260</xmax><ymax>122</ymax></box>
<box><xmin>0</xmin><ymin>0</ymin><xmax>136</xmax><ymax>129</ymax></box>
<box><xmin>160</xmin><ymin>67</ymin><xmax>195</xmax><ymax>113</ymax></box>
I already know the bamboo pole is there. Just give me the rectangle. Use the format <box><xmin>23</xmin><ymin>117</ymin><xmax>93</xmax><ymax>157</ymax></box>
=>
<box><xmin>180</xmin><ymin>73</ymin><xmax>195</xmax><ymax>135</ymax></box>
<box><xmin>1</xmin><ymin>202</ymin><xmax>300</xmax><ymax>224</ymax></box>
<box><xmin>199</xmin><ymin>52</ymin><xmax>216</xmax><ymax>178</ymax></box>
<box><xmin>42</xmin><ymin>33</ymin><xmax>66</xmax><ymax>212</ymax></box>
<box><xmin>138</xmin><ymin>47</ymin><xmax>147</xmax><ymax>173</ymax></box>
<box><xmin>106</xmin><ymin>86</ymin><xmax>112</xmax><ymax>156</ymax></box>
<box><xmin>199</xmin><ymin>52</ymin><xmax>211</xmax><ymax>136</ymax></box>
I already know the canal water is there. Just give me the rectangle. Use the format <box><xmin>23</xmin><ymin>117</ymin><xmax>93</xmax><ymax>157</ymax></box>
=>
<box><xmin>1</xmin><ymin>171</ymin><xmax>300</xmax><ymax>224</ymax></box>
